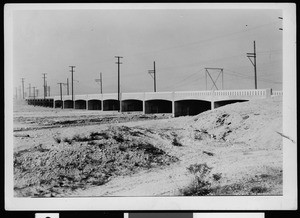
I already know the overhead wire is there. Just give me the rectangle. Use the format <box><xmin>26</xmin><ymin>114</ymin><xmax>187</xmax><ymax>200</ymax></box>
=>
<box><xmin>223</xmin><ymin>68</ymin><xmax>282</xmax><ymax>84</ymax></box>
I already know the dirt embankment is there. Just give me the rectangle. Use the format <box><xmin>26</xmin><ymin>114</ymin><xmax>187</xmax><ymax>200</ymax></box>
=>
<box><xmin>13</xmin><ymin>97</ymin><xmax>283</xmax><ymax>197</ymax></box>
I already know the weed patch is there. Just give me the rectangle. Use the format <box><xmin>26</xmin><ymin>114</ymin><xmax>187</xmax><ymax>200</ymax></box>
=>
<box><xmin>250</xmin><ymin>186</ymin><xmax>268</xmax><ymax>194</ymax></box>
<box><xmin>14</xmin><ymin>125</ymin><xmax>178</xmax><ymax>197</ymax></box>
<box><xmin>53</xmin><ymin>136</ymin><xmax>61</xmax><ymax>144</ymax></box>
<box><xmin>172</xmin><ymin>137</ymin><xmax>183</xmax><ymax>147</ymax></box>
<box><xmin>180</xmin><ymin>163</ymin><xmax>213</xmax><ymax>196</ymax></box>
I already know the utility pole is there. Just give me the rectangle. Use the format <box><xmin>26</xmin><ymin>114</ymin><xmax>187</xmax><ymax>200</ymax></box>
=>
<box><xmin>247</xmin><ymin>41</ymin><xmax>257</xmax><ymax>89</ymax></box>
<box><xmin>32</xmin><ymin>86</ymin><xmax>36</xmax><ymax>106</ymax></box>
<box><xmin>57</xmin><ymin>82</ymin><xmax>65</xmax><ymax>108</ymax></box>
<box><xmin>95</xmin><ymin>72</ymin><xmax>103</xmax><ymax>94</ymax></box>
<box><xmin>48</xmin><ymin>86</ymin><xmax>51</xmax><ymax>96</ymax></box>
<box><xmin>115</xmin><ymin>56</ymin><xmax>123</xmax><ymax>112</ymax></box>
<box><xmin>21</xmin><ymin>78</ymin><xmax>25</xmax><ymax>99</ymax></box>
<box><xmin>69</xmin><ymin>66</ymin><xmax>75</xmax><ymax>108</ymax></box>
<box><xmin>42</xmin><ymin>73</ymin><xmax>47</xmax><ymax>100</ymax></box>
<box><xmin>148</xmin><ymin>61</ymin><xmax>157</xmax><ymax>92</ymax></box>
<box><xmin>66</xmin><ymin>78</ymin><xmax>69</xmax><ymax>95</ymax></box>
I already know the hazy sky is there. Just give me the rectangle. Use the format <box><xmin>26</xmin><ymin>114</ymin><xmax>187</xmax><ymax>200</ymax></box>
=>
<box><xmin>12</xmin><ymin>6</ymin><xmax>283</xmax><ymax>97</ymax></box>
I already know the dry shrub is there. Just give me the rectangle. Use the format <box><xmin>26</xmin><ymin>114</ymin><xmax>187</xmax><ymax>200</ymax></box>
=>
<box><xmin>180</xmin><ymin>163</ymin><xmax>213</xmax><ymax>196</ymax></box>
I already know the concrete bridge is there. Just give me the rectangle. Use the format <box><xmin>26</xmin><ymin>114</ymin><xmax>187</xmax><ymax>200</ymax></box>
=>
<box><xmin>25</xmin><ymin>89</ymin><xmax>282</xmax><ymax>117</ymax></box>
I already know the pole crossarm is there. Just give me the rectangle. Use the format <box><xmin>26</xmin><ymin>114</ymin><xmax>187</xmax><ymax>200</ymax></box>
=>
<box><xmin>148</xmin><ymin>70</ymin><xmax>155</xmax><ymax>78</ymax></box>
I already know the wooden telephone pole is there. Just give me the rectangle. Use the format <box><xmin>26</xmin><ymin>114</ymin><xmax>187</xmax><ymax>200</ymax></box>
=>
<box><xmin>247</xmin><ymin>41</ymin><xmax>257</xmax><ymax>89</ymax></box>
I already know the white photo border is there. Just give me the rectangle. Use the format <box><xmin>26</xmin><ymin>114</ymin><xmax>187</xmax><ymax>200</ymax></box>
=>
<box><xmin>4</xmin><ymin>3</ymin><xmax>297</xmax><ymax>210</ymax></box>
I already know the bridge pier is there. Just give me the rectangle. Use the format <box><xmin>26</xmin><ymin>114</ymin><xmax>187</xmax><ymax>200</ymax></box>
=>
<box><xmin>172</xmin><ymin>92</ymin><xmax>175</xmax><ymax>117</ymax></box>
<box><xmin>143</xmin><ymin>101</ymin><xmax>146</xmax><ymax>114</ymax></box>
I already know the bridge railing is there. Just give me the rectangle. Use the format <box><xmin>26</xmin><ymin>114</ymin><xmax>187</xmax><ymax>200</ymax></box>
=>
<box><xmin>272</xmin><ymin>91</ymin><xmax>283</xmax><ymax>96</ymax></box>
<box><xmin>175</xmin><ymin>90</ymin><xmax>212</xmax><ymax>96</ymax></box>
<box><xmin>145</xmin><ymin>91</ymin><xmax>173</xmax><ymax>100</ymax></box>
<box><xmin>38</xmin><ymin>89</ymin><xmax>283</xmax><ymax>102</ymax></box>
<box><xmin>122</xmin><ymin>92</ymin><xmax>144</xmax><ymax>100</ymax></box>
<box><xmin>213</xmin><ymin>89</ymin><xmax>266</xmax><ymax>96</ymax></box>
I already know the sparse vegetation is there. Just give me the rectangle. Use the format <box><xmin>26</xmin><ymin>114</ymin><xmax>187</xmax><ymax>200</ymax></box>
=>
<box><xmin>203</xmin><ymin>151</ymin><xmax>214</xmax><ymax>156</ymax></box>
<box><xmin>180</xmin><ymin>163</ymin><xmax>213</xmax><ymax>196</ymax></box>
<box><xmin>14</xmin><ymin>125</ymin><xmax>178</xmax><ymax>197</ymax></box>
<box><xmin>250</xmin><ymin>186</ymin><xmax>268</xmax><ymax>194</ymax></box>
<box><xmin>212</xmin><ymin>173</ymin><xmax>222</xmax><ymax>181</ymax></box>
<box><xmin>172</xmin><ymin>137</ymin><xmax>183</xmax><ymax>147</ymax></box>
<box><xmin>53</xmin><ymin>136</ymin><xmax>61</xmax><ymax>144</ymax></box>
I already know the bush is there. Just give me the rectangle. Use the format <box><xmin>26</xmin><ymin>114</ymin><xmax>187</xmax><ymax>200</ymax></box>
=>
<box><xmin>172</xmin><ymin>137</ymin><xmax>183</xmax><ymax>147</ymax></box>
<box><xmin>180</xmin><ymin>163</ymin><xmax>213</xmax><ymax>196</ymax></box>
<box><xmin>212</xmin><ymin>173</ymin><xmax>222</xmax><ymax>181</ymax></box>
<box><xmin>250</xmin><ymin>186</ymin><xmax>268</xmax><ymax>194</ymax></box>
<box><xmin>72</xmin><ymin>134</ymin><xmax>90</xmax><ymax>142</ymax></box>
<box><xmin>63</xmin><ymin>137</ymin><xmax>73</xmax><ymax>144</ymax></box>
<box><xmin>187</xmin><ymin>163</ymin><xmax>212</xmax><ymax>177</ymax></box>
<box><xmin>53</xmin><ymin>136</ymin><xmax>61</xmax><ymax>144</ymax></box>
<box><xmin>180</xmin><ymin>178</ymin><xmax>212</xmax><ymax>196</ymax></box>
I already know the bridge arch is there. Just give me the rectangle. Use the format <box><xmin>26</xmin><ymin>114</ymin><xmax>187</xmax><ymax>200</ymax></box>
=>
<box><xmin>214</xmin><ymin>99</ymin><xmax>248</xmax><ymax>109</ymax></box>
<box><xmin>122</xmin><ymin>99</ymin><xmax>143</xmax><ymax>112</ymax></box>
<box><xmin>145</xmin><ymin>99</ymin><xmax>172</xmax><ymax>114</ymax></box>
<box><xmin>45</xmin><ymin>99</ymin><xmax>53</xmax><ymax>107</ymax></box>
<box><xmin>88</xmin><ymin>99</ymin><xmax>101</xmax><ymax>110</ymax></box>
<box><xmin>75</xmin><ymin>100</ymin><xmax>87</xmax><ymax>109</ymax></box>
<box><xmin>175</xmin><ymin>99</ymin><xmax>211</xmax><ymax>117</ymax></box>
<box><xmin>103</xmin><ymin>99</ymin><xmax>119</xmax><ymax>111</ymax></box>
<box><xmin>64</xmin><ymin>100</ymin><xmax>74</xmax><ymax>109</ymax></box>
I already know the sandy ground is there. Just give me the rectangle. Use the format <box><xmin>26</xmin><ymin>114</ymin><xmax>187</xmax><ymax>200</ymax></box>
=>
<box><xmin>13</xmin><ymin>97</ymin><xmax>283</xmax><ymax>197</ymax></box>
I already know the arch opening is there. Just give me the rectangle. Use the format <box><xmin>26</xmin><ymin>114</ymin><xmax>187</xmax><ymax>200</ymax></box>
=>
<box><xmin>175</xmin><ymin>100</ymin><xmax>211</xmax><ymax>117</ymax></box>
<box><xmin>88</xmin><ymin>100</ymin><xmax>102</xmax><ymax>110</ymax></box>
<box><xmin>55</xmin><ymin>100</ymin><xmax>63</xmax><ymax>108</ymax></box>
<box><xmin>75</xmin><ymin>100</ymin><xmax>87</xmax><ymax>109</ymax></box>
<box><xmin>145</xmin><ymin>99</ymin><xmax>172</xmax><ymax>114</ymax></box>
<box><xmin>122</xmin><ymin>99</ymin><xmax>143</xmax><ymax>112</ymax></box>
<box><xmin>214</xmin><ymin>100</ymin><xmax>248</xmax><ymax>109</ymax></box>
<box><xmin>64</xmin><ymin>100</ymin><xmax>74</xmax><ymax>109</ymax></box>
<box><xmin>103</xmin><ymin>99</ymin><xmax>120</xmax><ymax>111</ymax></box>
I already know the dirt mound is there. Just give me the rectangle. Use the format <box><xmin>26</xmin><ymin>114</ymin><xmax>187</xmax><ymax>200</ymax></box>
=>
<box><xmin>14</xmin><ymin>125</ymin><xmax>178</xmax><ymax>197</ymax></box>
<box><xmin>189</xmin><ymin>97</ymin><xmax>282</xmax><ymax>149</ymax></box>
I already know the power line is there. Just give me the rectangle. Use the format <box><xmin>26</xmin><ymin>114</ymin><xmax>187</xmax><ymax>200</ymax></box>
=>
<box><xmin>127</xmin><ymin>20</ymin><xmax>281</xmax><ymax>59</ymax></box>
<box><xmin>223</xmin><ymin>68</ymin><xmax>282</xmax><ymax>84</ymax></box>
<box><xmin>163</xmin><ymin>68</ymin><xmax>205</xmax><ymax>90</ymax></box>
